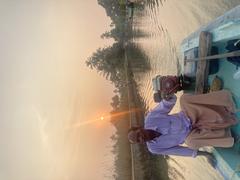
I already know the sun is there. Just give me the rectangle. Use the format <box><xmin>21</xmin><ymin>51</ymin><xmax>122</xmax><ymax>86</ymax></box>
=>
<box><xmin>100</xmin><ymin>116</ymin><xmax>104</xmax><ymax>120</ymax></box>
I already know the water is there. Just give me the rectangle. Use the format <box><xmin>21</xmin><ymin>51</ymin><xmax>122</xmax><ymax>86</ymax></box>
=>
<box><xmin>131</xmin><ymin>1</ymin><xmax>240</xmax><ymax>179</ymax></box>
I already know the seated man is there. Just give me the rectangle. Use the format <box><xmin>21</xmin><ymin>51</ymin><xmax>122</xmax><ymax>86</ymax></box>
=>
<box><xmin>128</xmin><ymin>90</ymin><xmax>238</xmax><ymax>159</ymax></box>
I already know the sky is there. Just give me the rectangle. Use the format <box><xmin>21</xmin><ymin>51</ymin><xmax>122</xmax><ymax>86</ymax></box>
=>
<box><xmin>0</xmin><ymin>0</ymin><xmax>116</xmax><ymax>179</ymax></box>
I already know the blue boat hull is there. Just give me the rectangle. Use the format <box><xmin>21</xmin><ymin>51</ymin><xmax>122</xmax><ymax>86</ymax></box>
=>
<box><xmin>181</xmin><ymin>5</ymin><xmax>240</xmax><ymax>180</ymax></box>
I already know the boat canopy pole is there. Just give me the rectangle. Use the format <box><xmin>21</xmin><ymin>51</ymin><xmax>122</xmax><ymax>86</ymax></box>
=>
<box><xmin>185</xmin><ymin>50</ymin><xmax>240</xmax><ymax>63</ymax></box>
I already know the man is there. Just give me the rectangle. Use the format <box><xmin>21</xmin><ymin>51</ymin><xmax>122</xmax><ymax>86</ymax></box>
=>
<box><xmin>128</xmin><ymin>90</ymin><xmax>237</xmax><ymax>159</ymax></box>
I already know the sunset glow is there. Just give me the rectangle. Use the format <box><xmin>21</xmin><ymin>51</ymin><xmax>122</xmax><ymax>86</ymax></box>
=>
<box><xmin>68</xmin><ymin>108</ymin><xmax>142</xmax><ymax>129</ymax></box>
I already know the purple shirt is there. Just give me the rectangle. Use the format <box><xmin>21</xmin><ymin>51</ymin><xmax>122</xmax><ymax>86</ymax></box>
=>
<box><xmin>144</xmin><ymin>95</ymin><xmax>197</xmax><ymax>157</ymax></box>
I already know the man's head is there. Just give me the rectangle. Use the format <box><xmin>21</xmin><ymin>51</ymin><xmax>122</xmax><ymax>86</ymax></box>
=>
<box><xmin>128</xmin><ymin>126</ymin><xmax>155</xmax><ymax>144</ymax></box>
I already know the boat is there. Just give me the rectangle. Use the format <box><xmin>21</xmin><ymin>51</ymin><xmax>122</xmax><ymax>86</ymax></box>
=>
<box><xmin>180</xmin><ymin>5</ymin><xmax>240</xmax><ymax>180</ymax></box>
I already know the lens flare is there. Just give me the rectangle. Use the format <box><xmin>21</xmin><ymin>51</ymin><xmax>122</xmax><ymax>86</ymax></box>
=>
<box><xmin>67</xmin><ymin>108</ymin><xmax>141</xmax><ymax>129</ymax></box>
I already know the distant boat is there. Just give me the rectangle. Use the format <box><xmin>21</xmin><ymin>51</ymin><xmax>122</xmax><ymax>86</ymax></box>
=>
<box><xmin>181</xmin><ymin>5</ymin><xmax>240</xmax><ymax>180</ymax></box>
<box><xmin>126</xmin><ymin>0</ymin><xmax>135</xmax><ymax>20</ymax></box>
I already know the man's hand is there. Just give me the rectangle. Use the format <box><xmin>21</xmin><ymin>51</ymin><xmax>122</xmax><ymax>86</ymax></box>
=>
<box><xmin>162</xmin><ymin>93</ymin><xmax>175</xmax><ymax>101</ymax></box>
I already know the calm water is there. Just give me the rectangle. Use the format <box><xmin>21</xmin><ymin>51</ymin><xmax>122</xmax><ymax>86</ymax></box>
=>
<box><xmin>132</xmin><ymin>0</ymin><xmax>240</xmax><ymax>179</ymax></box>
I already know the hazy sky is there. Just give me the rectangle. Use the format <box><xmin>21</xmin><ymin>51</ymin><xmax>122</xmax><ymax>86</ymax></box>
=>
<box><xmin>0</xmin><ymin>0</ymin><xmax>116</xmax><ymax>179</ymax></box>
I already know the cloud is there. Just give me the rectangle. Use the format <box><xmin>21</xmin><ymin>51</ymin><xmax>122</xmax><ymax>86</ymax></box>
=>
<box><xmin>32</xmin><ymin>107</ymin><xmax>49</xmax><ymax>148</ymax></box>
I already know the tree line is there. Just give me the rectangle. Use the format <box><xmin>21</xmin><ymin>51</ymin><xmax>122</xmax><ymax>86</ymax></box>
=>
<box><xmin>85</xmin><ymin>0</ymin><xmax>168</xmax><ymax>179</ymax></box>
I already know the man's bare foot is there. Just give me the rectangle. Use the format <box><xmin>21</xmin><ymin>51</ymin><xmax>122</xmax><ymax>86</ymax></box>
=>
<box><xmin>197</xmin><ymin>151</ymin><xmax>217</xmax><ymax>168</ymax></box>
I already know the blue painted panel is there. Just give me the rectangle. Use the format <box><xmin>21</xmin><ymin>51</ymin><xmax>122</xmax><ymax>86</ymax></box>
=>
<box><xmin>181</xmin><ymin>6</ymin><xmax>240</xmax><ymax>179</ymax></box>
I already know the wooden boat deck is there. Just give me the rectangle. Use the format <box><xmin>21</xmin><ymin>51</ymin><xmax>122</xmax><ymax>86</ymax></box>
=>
<box><xmin>194</xmin><ymin>31</ymin><xmax>212</xmax><ymax>94</ymax></box>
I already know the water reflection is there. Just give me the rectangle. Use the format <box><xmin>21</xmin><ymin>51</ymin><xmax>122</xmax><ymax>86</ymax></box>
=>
<box><xmin>130</xmin><ymin>0</ymin><xmax>240</xmax><ymax>179</ymax></box>
<box><xmin>126</xmin><ymin>43</ymin><xmax>151</xmax><ymax>73</ymax></box>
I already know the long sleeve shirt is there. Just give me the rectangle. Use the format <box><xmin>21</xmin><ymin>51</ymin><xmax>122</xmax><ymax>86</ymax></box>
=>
<box><xmin>144</xmin><ymin>95</ymin><xmax>197</xmax><ymax>157</ymax></box>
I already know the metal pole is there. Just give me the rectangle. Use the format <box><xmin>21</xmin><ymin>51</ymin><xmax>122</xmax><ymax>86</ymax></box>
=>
<box><xmin>185</xmin><ymin>50</ymin><xmax>240</xmax><ymax>63</ymax></box>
